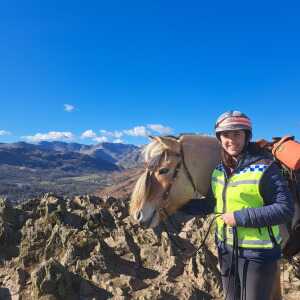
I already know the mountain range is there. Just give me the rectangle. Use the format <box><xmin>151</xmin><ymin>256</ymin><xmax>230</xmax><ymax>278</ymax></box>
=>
<box><xmin>0</xmin><ymin>141</ymin><xmax>143</xmax><ymax>202</ymax></box>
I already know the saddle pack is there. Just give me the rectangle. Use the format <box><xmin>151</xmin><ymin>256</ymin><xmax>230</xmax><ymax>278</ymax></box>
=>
<box><xmin>257</xmin><ymin>136</ymin><xmax>300</xmax><ymax>258</ymax></box>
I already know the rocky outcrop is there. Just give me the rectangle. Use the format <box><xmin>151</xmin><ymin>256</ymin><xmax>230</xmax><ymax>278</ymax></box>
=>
<box><xmin>0</xmin><ymin>194</ymin><xmax>299</xmax><ymax>299</ymax></box>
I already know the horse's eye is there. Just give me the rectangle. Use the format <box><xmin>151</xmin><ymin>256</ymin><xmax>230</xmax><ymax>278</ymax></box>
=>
<box><xmin>158</xmin><ymin>167</ymin><xmax>169</xmax><ymax>175</ymax></box>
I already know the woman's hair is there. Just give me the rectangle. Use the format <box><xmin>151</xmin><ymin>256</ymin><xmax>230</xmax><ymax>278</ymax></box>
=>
<box><xmin>221</xmin><ymin>148</ymin><xmax>238</xmax><ymax>168</ymax></box>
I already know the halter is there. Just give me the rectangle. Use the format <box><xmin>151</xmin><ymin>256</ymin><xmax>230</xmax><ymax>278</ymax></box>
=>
<box><xmin>146</xmin><ymin>141</ymin><xmax>201</xmax><ymax>219</ymax></box>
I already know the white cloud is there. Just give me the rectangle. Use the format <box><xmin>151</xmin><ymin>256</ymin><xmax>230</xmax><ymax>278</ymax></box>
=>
<box><xmin>23</xmin><ymin>131</ymin><xmax>75</xmax><ymax>142</ymax></box>
<box><xmin>64</xmin><ymin>104</ymin><xmax>75</xmax><ymax>112</ymax></box>
<box><xmin>93</xmin><ymin>136</ymin><xmax>108</xmax><ymax>143</ymax></box>
<box><xmin>147</xmin><ymin>124</ymin><xmax>173</xmax><ymax>135</ymax></box>
<box><xmin>113</xmin><ymin>139</ymin><xmax>123</xmax><ymax>143</ymax></box>
<box><xmin>81</xmin><ymin>124</ymin><xmax>173</xmax><ymax>144</ymax></box>
<box><xmin>81</xmin><ymin>129</ymin><xmax>97</xmax><ymax>139</ymax></box>
<box><xmin>0</xmin><ymin>130</ymin><xmax>11</xmax><ymax>136</ymax></box>
<box><xmin>123</xmin><ymin>126</ymin><xmax>150</xmax><ymax>137</ymax></box>
<box><xmin>99</xmin><ymin>130</ymin><xmax>123</xmax><ymax>138</ymax></box>
<box><xmin>82</xmin><ymin>129</ymin><xmax>124</xmax><ymax>143</ymax></box>
<box><xmin>112</xmin><ymin>131</ymin><xmax>123</xmax><ymax>138</ymax></box>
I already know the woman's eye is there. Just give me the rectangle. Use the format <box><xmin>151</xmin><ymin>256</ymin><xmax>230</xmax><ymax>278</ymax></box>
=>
<box><xmin>158</xmin><ymin>168</ymin><xmax>169</xmax><ymax>175</ymax></box>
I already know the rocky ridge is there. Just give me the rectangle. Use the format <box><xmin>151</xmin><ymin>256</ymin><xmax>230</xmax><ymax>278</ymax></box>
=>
<box><xmin>0</xmin><ymin>193</ymin><xmax>300</xmax><ymax>300</ymax></box>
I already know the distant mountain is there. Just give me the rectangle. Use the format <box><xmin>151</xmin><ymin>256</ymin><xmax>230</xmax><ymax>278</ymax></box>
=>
<box><xmin>0</xmin><ymin>141</ymin><xmax>143</xmax><ymax>202</ymax></box>
<box><xmin>0</xmin><ymin>141</ymin><xmax>142</xmax><ymax>171</ymax></box>
<box><xmin>79</xmin><ymin>142</ymin><xmax>141</xmax><ymax>167</ymax></box>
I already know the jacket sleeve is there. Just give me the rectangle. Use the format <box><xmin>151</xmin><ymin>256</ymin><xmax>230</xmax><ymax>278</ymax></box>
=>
<box><xmin>234</xmin><ymin>163</ymin><xmax>294</xmax><ymax>227</ymax></box>
<box><xmin>178</xmin><ymin>186</ymin><xmax>216</xmax><ymax>216</ymax></box>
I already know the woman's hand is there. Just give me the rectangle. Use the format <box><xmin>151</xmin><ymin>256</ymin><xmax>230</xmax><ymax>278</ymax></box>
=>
<box><xmin>222</xmin><ymin>212</ymin><xmax>236</xmax><ymax>226</ymax></box>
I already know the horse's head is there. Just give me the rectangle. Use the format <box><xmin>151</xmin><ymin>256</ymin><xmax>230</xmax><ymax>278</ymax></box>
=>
<box><xmin>130</xmin><ymin>135</ymin><xmax>220</xmax><ymax>228</ymax></box>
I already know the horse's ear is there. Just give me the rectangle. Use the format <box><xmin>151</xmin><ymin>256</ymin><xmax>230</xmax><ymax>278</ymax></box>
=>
<box><xmin>155</xmin><ymin>136</ymin><xmax>180</xmax><ymax>153</ymax></box>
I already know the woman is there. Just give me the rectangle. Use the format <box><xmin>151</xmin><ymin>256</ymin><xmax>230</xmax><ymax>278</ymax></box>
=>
<box><xmin>181</xmin><ymin>110</ymin><xmax>294</xmax><ymax>300</ymax></box>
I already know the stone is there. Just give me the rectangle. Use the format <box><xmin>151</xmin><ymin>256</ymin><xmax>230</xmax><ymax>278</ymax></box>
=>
<box><xmin>16</xmin><ymin>267</ymin><xmax>28</xmax><ymax>287</ymax></box>
<box><xmin>31</xmin><ymin>258</ymin><xmax>76</xmax><ymax>299</ymax></box>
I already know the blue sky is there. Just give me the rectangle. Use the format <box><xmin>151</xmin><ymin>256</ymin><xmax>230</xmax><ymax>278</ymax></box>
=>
<box><xmin>0</xmin><ymin>1</ymin><xmax>299</xmax><ymax>145</ymax></box>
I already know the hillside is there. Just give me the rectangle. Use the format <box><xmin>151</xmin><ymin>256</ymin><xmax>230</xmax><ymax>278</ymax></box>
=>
<box><xmin>0</xmin><ymin>141</ymin><xmax>143</xmax><ymax>203</ymax></box>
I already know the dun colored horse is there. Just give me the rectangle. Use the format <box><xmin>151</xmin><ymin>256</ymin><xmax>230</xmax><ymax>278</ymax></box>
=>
<box><xmin>130</xmin><ymin>135</ymin><xmax>220</xmax><ymax>228</ymax></box>
<box><xmin>130</xmin><ymin>134</ymin><xmax>300</xmax><ymax>300</ymax></box>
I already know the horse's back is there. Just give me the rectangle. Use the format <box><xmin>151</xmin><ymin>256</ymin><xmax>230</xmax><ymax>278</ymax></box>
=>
<box><xmin>179</xmin><ymin>134</ymin><xmax>219</xmax><ymax>146</ymax></box>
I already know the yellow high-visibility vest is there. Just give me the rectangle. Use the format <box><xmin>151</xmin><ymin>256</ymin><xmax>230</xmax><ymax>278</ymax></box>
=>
<box><xmin>212</xmin><ymin>162</ymin><xmax>281</xmax><ymax>249</ymax></box>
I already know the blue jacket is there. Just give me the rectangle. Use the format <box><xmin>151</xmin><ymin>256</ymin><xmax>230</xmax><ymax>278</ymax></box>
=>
<box><xmin>180</xmin><ymin>142</ymin><xmax>294</xmax><ymax>261</ymax></box>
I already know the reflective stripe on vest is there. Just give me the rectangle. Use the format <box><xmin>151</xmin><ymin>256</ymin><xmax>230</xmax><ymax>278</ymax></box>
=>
<box><xmin>212</xmin><ymin>163</ymin><xmax>282</xmax><ymax>249</ymax></box>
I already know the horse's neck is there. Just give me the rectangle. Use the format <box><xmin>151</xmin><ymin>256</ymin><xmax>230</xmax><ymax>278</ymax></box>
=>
<box><xmin>181</xmin><ymin>136</ymin><xmax>221</xmax><ymax>196</ymax></box>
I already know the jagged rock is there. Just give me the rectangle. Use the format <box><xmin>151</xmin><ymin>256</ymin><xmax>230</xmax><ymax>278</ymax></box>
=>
<box><xmin>0</xmin><ymin>198</ymin><xmax>22</xmax><ymax>260</ymax></box>
<box><xmin>70</xmin><ymin>195</ymin><xmax>88</xmax><ymax>210</ymax></box>
<box><xmin>0</xmin><ymin>221</ymin><xmax>14</xmax><ymax>246</ymax></box>
<box><xmin>19</xmin><ymin>216</ymin><xmax>54</xmax><ymax>267</ymax></box>
<box><xmin>129</xmin><ymin>277</ymin><xmax>148</xmax><ymax>291</ymax></box>
<box><xmin>104</xmin><ymin>196</ymin><xmax>117</xmax><ymax>206</ymax></box>
<box><xmin>16</xmin><ymin>267</ymin><xmax>28</xmax><ymax>287</ymax></box>
<box><xmin>0</xmin><ymin>197</ymin><xmax>17</xmax><ymax>225</ymax></box>
<box><xmin>31</xmin><ymin>258</ymin><xmax>77</xmax><ymax>300</ymax></box>
<box><xmin>44</xmin><ymin>224</ymin><xmax>64</xmax><ymax>260</ymax></box>
<box><xmin>19</xmin><ymin>198</ymin><xmax>42</xmax><ymax>222</ymax></box>
<box><xmin>68</xmin><ymin>230</ymin><xmax>98</xmax><ymax>259</ymax></box>
<box><xmin>62</xmin><ymin>211</ymin><xmax>86</xmax><ymax>228</ymax></box>
<box><xmin>0</xmin><ymin>198</ymin><xmax>20</xmax><ymax>243</ymax></box>
<box><xmin>40</xmin><ymin>194</ymin><xmax>64</xmax><ymax>212</ymax></box>
<box><xmin>97</xmin><ymin>207</ymin><xmax>116</xmax><ymax>229</ymax></box>
<box><xmin>0</xmin><ymin>193</ymin><xmax>298</xmax><ymax>299</ymax></box>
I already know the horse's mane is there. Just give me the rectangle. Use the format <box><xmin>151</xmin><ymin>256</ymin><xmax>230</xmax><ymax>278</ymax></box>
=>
<box><xmin>130</xmin><ymin>140</ymin><xmax>165</xmax><ymax>215</ymax></box>
<box><xmin>143</xmin><ymin>139</ymin><xmax>165</xmax><ymax>168</ymax></box>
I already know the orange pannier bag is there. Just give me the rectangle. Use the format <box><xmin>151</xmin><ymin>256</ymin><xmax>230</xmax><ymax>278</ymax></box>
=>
<box><xmin>272</xmin><ymin>136</ymin><xmax>300</xmax><ymax>170</ymax></box>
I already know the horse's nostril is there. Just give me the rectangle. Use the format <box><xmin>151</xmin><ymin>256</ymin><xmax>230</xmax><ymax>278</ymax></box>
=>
<box><xmin>135</xmin><ymin>211</ymin><xmax>143</xmax><ymax>222</ymax></box>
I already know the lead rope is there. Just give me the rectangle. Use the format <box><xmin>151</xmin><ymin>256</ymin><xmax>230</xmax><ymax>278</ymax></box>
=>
<box><xmin>222</xmin><ymin>227</ymin><xmax>240</xmax><ymax>300</ymax></box>
<box><xmin>161</xmin><ymin>209</ymin><xmax>222</xmax><ymax>259</ymax></box>
<box><xmin>282</xmin><ymin>258</ymin><xmax>286</xmax><ymax>299</ymax></box>
<box><xmin>162</xmin><ymin>209</ymin><xmax>242</xmax><ymax>300</ymax></box>
<box><xmin>233</xmin><ymin>227</ymin><xmax>239</xmax><ymax>300</ymax></box>
<box><xmin>190</xmin><ymin>213</ymin><xmax>222</xmax><ymax>257</ymax></box>
<box><xmin>241</xmin><ymin>259</ymin><xmax>249</xmax><ymax>300</ymax></box>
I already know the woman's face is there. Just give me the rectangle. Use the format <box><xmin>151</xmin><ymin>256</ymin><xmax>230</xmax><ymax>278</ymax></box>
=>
<box><xmin>219</xmin><ymin>130</ymin><xmax>246</xmax><ymax>157</ymax></box>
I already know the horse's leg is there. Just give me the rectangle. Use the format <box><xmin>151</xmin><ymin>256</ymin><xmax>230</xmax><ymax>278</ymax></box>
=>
<box><xmin>270</xmin><ymin>261</ymin><xmax>282</xmax><ymax>300</ymax></box>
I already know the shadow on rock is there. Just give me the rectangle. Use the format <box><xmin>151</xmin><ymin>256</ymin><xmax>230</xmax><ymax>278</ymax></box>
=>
<box><xmin>101</xmin><ymin>240</ymin><xmax>160</xmax><ymax>280</ymax></box>
<box><xmin>158</xmin><ymin>291</ymin><xmax>179</xmax><ymax>300</ymax></box>
<box><xmin>76</xmin><ymin>276</ymin><xmax>113</xmax><ymax>300</ymax></box>
<box><xmin>62</xmin><ymin>211</ymin><xmax>86</xmax><ymax>229</ymax></box>
<box><xmin>31</xmin><ymin>257</ymin><xmax>112</xmax><ymax>300</ymax></box>
<box><xmin>0</xmin><ymin>198</ymin><xmax>22</xmax><ymax>260</ymax></box>
<box><xmin>189</xmin><ymin>289</ymin><xmax>213</xmax><ymax>300</ymax></box>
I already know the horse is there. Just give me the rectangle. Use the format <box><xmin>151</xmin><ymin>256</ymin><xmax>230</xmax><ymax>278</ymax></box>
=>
<box><xmin>130</xmin><ymin>134</ymin><xmax>220</xmax><ymax>228</ymax></box>
<box><xmin>130</xmin><ymin>134</ymin><xmax>300</xmax><ymax>300</ymax></box>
